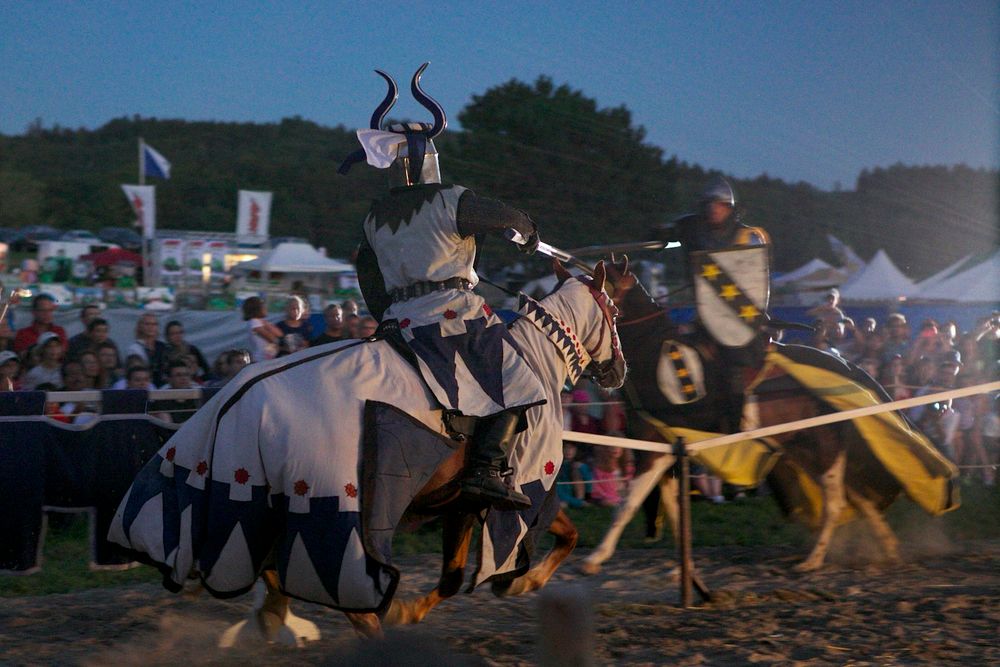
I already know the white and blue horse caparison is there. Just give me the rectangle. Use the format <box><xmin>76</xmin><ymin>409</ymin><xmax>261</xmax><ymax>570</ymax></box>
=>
<box><xmin>108</xmin><ymin>264</ymin><xmax>624</xmax><ymax>619</ymax></box>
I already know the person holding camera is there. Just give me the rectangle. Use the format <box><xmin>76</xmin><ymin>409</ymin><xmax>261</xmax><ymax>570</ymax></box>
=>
<box><xmin>908</xmin><ymin>350</ymin><xmax>964</xmax><ymax>460</ymax></box>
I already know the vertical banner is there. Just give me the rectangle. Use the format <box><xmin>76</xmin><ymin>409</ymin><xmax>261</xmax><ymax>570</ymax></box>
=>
<box><xmin>158</xmin><ymin>239</ymin><xmax>185</xmax><ymax>282</ymax></box>
<box><xmin>184</xmin><ymin>239</ymin><xmax>206</xmax><ymax>278</ymax></box>
<box><xmin>121</xmin><ymin>185</ymin><xmax>156</xmax><ymax>239</ymax></box>
<box><xmin>208</xmin><ymin>241</ymin><xmax>227</xmax><ymax>276</ymax></box>
<box><xmin>236</xmin><ymin>190</ymin><xmax>272</xmax><ymax>242</ymax></box>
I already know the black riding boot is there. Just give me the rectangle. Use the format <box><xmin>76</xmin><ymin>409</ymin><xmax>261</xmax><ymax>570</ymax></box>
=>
<box><xmin>460</xmin><ymin>412</ymin><xmax>532</xmax><ymax>511</ymax></box>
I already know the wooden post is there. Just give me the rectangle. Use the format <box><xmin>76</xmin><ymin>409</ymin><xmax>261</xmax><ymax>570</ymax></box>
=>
<box><xmin>538</xmin><ymin>583</ymin><xmax>594</xmax><ymax>667</ymax></box>
<box><xmin>675</xmin><ymin>436</ymin><xmax>693</xmax><ymax>608</ymax></box>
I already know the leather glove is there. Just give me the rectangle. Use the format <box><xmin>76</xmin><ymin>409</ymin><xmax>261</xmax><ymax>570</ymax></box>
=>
<box><xmin>518</xmin><ymin>229</ymin><xmax>540</xmax><ymax>255</ymax></box>
<box><xmin>516</xmin><ymin>220</ymin><xmax>539</xmax><ymax>255</ymax></box>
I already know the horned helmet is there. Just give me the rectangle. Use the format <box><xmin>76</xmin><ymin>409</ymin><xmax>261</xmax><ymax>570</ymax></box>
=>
<box><xmin>339</xmin><ymin>63</ymin><xmax>447</xmax><ymax>187</ymax></box>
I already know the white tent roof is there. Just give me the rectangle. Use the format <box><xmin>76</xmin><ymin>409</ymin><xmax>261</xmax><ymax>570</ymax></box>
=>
<box><xmin>773</xmin><ymin>258</ymin><xmax>833</xmax><ymax>286</ymax></box>
<box><xmin>913</xmin><ymin>253</ymin><xmax>975</xmax><ymax>293</ymax></box>
<box><xmin>826</xmin><ymin>233</ymin><xmax>866</xmax><ymax>274</ymax></box>
<box><xmin>839</xmin><ymin>249</ymin><xmax>915</xmax><ymax>301</ymax></box>
<box><xmin>232</xmin><ymin>243</ymin><xmax>354</xmax><ymax>274</ymax></box>
<box><xmin>917</xmin><ymin>250</ymin><xmax>1000</xmax><ymax>302</ymax></box>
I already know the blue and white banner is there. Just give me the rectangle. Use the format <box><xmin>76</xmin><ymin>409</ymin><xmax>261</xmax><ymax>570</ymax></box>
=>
<box><xmin>143</xmin><ymin>143</ymin><xmax>172</xmax><ymax>180</ymax></box>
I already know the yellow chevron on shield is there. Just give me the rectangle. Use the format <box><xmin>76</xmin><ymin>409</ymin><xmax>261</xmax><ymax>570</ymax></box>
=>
<box><xmin>692</xmin><ymin>246</ymin><xmax>770</xmax><ymax>348</ymax></box>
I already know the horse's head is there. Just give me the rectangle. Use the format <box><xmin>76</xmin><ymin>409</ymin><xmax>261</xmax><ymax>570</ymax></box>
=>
<box><xmin>552</xmin><ymin>259</ymin><xmax>626</xmax><ymax>389</ymax></box>
<box><xmin>603</xmin><ymin>254</ymin><xmax>671</xmax><ymax>340</ymax></box>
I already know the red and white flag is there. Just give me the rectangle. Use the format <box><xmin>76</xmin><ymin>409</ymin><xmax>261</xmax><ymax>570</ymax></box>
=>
<box><xmin>121</xmin><ymin>184</ymin><xmax>156</xmax><ymax>239</ymax></box>
<box><xmin>237</xmin><ymin>190</ymin><xmax>272</xmax><ymax>241</ymax></box>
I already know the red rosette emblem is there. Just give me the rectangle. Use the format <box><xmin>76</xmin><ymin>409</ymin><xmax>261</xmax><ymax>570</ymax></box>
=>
<box><xmin>293</xmin><ymin>479</ymin><xmax>310</xmax><ymax>496</ymax></box>
<box><xmin>544</xmin><ymin>460</ymin><xmax>555</xmax><ymax>475</ymax></box>
<box><xmin>165</xmin><ymin>446</ymin><xmax>176</xmax><ymax>462</ymax></box>
<box><xmin>443</xmin><ymin>309</ymin><xmax>457</xmax><ymax>320</ymax></box>
<box><xmin>196</xmin><ymin>460</ymin><xmax>208</xmax><ymax>476</ymax></box>
<box><xmin>400</xmin><ymin>318</ymin><xmax>411</xmax><ymax>328</ymax></box>
<box><xmin>234</xmin><ymin>468</ymin><xmax>250</xmax><ymax>485</ymax></box>
<box><xmin>344</xmin><ymin>482</ymin><xmax>358</xmax><ymax>498</ymax></box>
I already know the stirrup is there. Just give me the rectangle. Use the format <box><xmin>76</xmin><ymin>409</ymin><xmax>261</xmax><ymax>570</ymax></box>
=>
<box><xmin>460</xmin><ymin>471</ymin><xmax>531</xmax><ymax>511</ymax></box>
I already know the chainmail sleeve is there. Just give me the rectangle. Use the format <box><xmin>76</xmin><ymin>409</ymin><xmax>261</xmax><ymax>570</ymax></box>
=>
<box><xmin>355</xmin><ymin>237</ymin><xmax>391</xmax><ymax>323</ymax></box>
<box><xmin>455</xmin><ymin>191</ymin><xmax>536</xmax><ymax>240</ymax></box>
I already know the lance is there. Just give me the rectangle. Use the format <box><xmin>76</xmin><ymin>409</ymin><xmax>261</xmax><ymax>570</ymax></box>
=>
<box><xmin>0</xmin><ymin>285</ymin><xmax>29</xmax><ymax>326</ymax></box>
<box><xmin>505</xmin><ymin>229</ymin><xmax>596</xmax><ymax>274</ymax></box>
<box><xmin>567</xmin><ymin>240</ymin><xmax>681</xmax><ymax>256</ymax></box>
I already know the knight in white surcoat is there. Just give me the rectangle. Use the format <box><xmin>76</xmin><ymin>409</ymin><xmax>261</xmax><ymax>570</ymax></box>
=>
<box><xmin>339</xmin><ymin>64</ymin><xmax>547</xmax><ymax>511</ymax></box>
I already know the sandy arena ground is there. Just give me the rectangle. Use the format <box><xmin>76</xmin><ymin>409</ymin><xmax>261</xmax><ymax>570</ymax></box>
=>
<box><xmin>1</xmin><ymin>537</ymin><xmax>998</xmax><ymax>666</ymax></box>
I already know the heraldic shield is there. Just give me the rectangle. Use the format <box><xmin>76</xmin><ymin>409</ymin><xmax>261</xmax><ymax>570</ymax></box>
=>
<box><xmin>692</xmin><ymin>246</ymin><xmax>770</xmax><ymax>348</ymax></box>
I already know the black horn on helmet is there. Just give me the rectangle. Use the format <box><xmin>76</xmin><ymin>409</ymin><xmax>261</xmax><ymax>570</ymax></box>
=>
<box><xmin>411</xmin><ymin>62</ymin><xmax>447</xmax><ymax>138</ymax></box>
<box><xmin>370</xmin><ymin>69</ymin><xmax>398</xmax><ymax>130</ymax></box>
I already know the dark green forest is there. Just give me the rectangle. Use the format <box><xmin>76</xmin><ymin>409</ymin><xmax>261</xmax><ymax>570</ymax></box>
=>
<box><xmin>1</xmin><ymin>77</ymin><xmax>996</xmax><ymax>279</ymax></box>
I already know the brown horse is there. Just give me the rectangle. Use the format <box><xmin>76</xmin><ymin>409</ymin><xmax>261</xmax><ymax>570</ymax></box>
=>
<box><xmin>156</xmin><ymin>264</ymin><xmax>625</xmax><ymax>645</ymax></box>
<box><xmin>580</xmin><ymin>258</ymin><xmax>954</xmax><ymax>575</ymax></box>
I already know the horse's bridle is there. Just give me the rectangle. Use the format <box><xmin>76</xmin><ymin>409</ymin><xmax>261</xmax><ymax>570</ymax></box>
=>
<box><xmin>576</xmin><ymin>277</ymin><xmax>625</xmax><ymax>387</ymax></box>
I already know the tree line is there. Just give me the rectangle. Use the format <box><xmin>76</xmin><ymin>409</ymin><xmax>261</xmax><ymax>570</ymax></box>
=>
<box><xmin>1</xmin><ymin>76</ymin><xmax>996</xmax><ymax>279</ymax></box>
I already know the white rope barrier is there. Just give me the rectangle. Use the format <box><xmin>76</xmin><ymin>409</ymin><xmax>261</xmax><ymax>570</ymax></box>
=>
<box><xmin>563</xmin><ymin>380</ymin><xmax>1000</xmax><ymax>454</ymax></box>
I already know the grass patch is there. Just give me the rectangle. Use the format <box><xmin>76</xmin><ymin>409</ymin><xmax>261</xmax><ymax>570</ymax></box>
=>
<box><xmin>0</xmin><ymin>514</ymin><xmax>159</xmax><ymax>597</ymax></box>
<box><xmin>2</xmin><ymin>482</ymin><xmax>996</xmax><ymax>598</ymax></box>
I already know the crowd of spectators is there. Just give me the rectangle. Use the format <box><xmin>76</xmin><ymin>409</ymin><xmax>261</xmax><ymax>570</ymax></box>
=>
<box><xmin>3</xmin><ymin>290</ymin><xmax>996</xmax><ymax>486</ymax></box>
<box><xmin>558</xmin><ymin>384</ymin><xmax>729</xmax><ymax>525</ymax></box>
<box><xmin>807</xmin><ymin>302</ymin><xmax>999</xmax><ymax>485</ymax></box>
<box><xmin>0</xmin><ymin>294</ymin><xmax>379</xmax><ymax>425</ymax></box>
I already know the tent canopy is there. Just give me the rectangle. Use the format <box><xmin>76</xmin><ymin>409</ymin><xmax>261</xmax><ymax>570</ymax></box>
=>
<box><xmin>774</xmin><ymin>258</ymin><xmax>832</xmax><ymax>286</ymax></box>
<box><xmin>839</xmin><ymin>249</ymin><xmax>915</xmax><ymax>301</ymax></box>
<box><xmin>79</xmin><ymin>248</ymin><xmax>143</xmax><ymax>267</ymax></box>
<box><xmin>914</xmin><ymin>253</ymin><xmax>975</xmax><ymax>293</ymax></box>
<box><xmin>232</xmin><ymin>243</ymin><xmax>354</xmax><ymax>274</ymax></box>
<box><xmin>917</xmin><ymin>250</ymin><xmax>1000</xmax><ymax>303</ymax></box>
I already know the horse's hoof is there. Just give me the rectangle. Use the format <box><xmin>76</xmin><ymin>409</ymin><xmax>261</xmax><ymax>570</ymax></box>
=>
<box><xmin>217</xmin><ymin>610</ymin><xmax>320</xmax><ymax>649</ymax></box>
<box><xmin>280</xmin><ymin>611</ymin><xmax>321</xmax><ymax>646</ymax></box>
<box><xmin>578</xmin><ymin>560</ymin><xmax>601</xmax><ymax>576</ymax></box>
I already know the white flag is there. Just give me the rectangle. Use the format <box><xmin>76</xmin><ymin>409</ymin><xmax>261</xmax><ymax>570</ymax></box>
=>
<box><xmin>237</xmin><ymin>190</ymin><xmax>272</xmax><ymax>241</ymax></box>
<box><xmin>121</xmin><ymin>184</ymin><xmax>156</xmax><ymax>239</ymax></box>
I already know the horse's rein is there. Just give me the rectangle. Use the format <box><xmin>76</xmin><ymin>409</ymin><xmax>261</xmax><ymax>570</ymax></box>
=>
<box><xmin>618</xmin><ymin>310</ymin><xmax>665</xmax><ymax>327</ymax></box>
<box><xmin>584</xmin><ymin>283</ymin><xmax>622</xmax><ymax>364</ymax></box>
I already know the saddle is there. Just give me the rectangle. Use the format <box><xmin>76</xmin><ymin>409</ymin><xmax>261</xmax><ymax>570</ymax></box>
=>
<box><xmin>373</xmin><ymin>318</ymin><xmax>480</xmax><ymax>442</ymax></box>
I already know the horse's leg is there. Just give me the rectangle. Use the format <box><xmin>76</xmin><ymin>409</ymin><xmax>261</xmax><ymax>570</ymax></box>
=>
<box><xmin>846</xmin><ymin>487</ymin><xmax>901</xmax><ymax>564</ymax></box>
<box><xmin>384</xmin><ymin>512</ymin><xmax>477</xmax><ymax>625</ymax></box>
<box><xmin>344</xmin><ymin>612</ymin><xmax>383</xmax><ymax>639</ymax></box>
<box><xmin>580</xmin><ymin>452</ymin><xmax>674</xmax><ymax>575</ymax></box>
<box><xmin>795</xmin><ymin>448</ymin><xmax>848</xmax><ymax>572</ymax></box>
<box><xmin>218</xmin><ymin>570</ymin><xmax>321</xmax><ymax>648</ymax></box>
<box><xmin>493</xmin><ymin>508</ymin><xmax>578</xmax><ymax>597</ymax></box>
<box><xmin>655</xmin><ymin>474</ymin><xmax>686</xmax><ymax>579</ymax></box>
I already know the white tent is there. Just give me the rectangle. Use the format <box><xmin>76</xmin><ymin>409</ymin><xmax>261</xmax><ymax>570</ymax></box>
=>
<box><xmin>917</xmin><ymin>250</ymin><xmax>1000</xmax><ymax>302</ymax></box>
<box><xmin>774</xmin><ymin>258</ymin><xmax>833</xmax><ymax>286</ymax></box>
<box><xmin>914</xmin><ymin>253</ymin><xmax>975</xmax><ymax>292</ymax></box>
<box><xmin>773</xmin><ymin>258</ymin><xmax>852</xmax><ymax>293</ymax></box>
<box><xmin>839</xmin><ymin>249</ymin><xmax>915</xmax><ymax>301</ymax></box>
<box><xmin>232</xmin><ymin>242</ymin><xmax>354</xmax><ymax>274</ymax></box>
<box><xmin>826</xmin><ymin>234</ymin><xmax>866</xmax><ymax>276</ymax></box>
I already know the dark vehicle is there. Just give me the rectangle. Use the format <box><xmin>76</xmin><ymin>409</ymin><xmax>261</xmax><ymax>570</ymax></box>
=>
<box><xmin>0</xmin><ymin>227</ymin><xmax>25</xmax><ymax>246</ymax></box>
<box><xmin>13</xmin><ymin>225</ymin><xmax>61</xmax><ymax>251</ymax></box>
<box><xmin>60</xmin><ymin>229</ymin><xmax>102</xmax><ymax>244</ymax></box>
<box><xmin>98</xmin><ymin>226</ymin><xmax>143</xmax><ymax>249</ymax></box>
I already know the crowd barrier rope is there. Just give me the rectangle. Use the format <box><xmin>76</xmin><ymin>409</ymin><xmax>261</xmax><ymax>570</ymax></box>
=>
<box><xmin>562</xmin><ymin>381</ymin><xmax>1000</xmax><ymax>455</ymax></box>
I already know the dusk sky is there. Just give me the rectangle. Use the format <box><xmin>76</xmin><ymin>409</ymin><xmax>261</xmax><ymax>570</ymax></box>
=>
<box><xmin>1</xmin><ymin>1</ymin><xmax>997</xmax><ymax>191</ymax></box>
